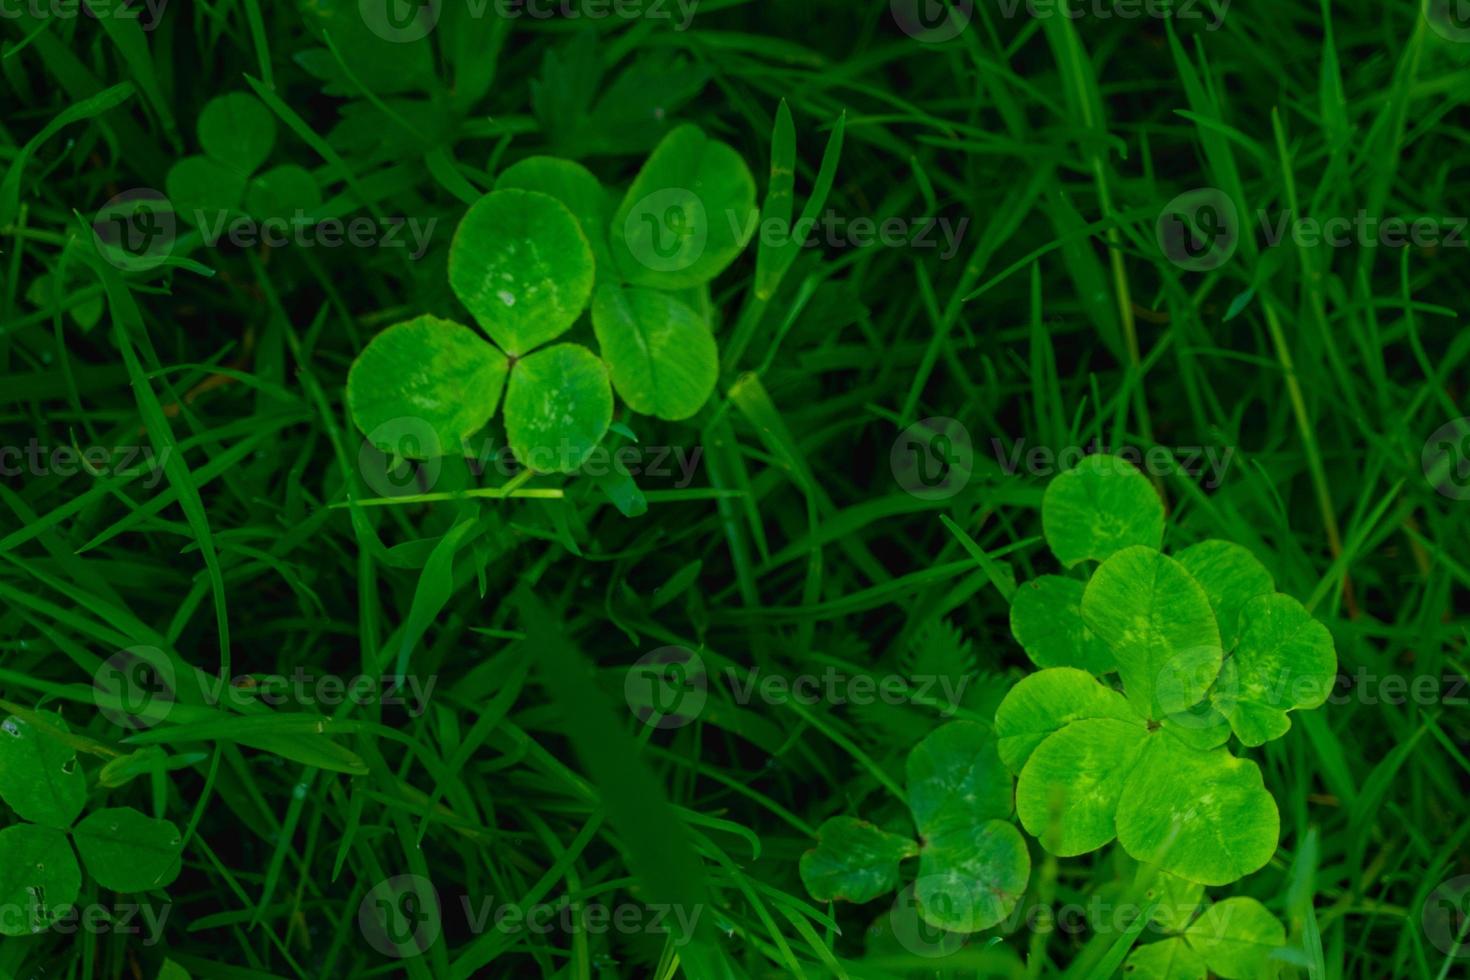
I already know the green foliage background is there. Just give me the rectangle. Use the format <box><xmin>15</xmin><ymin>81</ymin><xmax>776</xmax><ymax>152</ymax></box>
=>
<box><xmin>1</xmin><ymin>0</ymin><xmax>1468</xmax><ymax>976</ymax></box>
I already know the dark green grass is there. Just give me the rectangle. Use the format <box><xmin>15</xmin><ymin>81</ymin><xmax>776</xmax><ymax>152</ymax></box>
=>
<box><xmin>2</xmin><ymin>0</ymin><xmax>1468</xmax><ymax>977</ymax></box>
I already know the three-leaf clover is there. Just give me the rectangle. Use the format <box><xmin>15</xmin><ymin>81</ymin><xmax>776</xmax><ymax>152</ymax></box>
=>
<box><xmin>165</xmin><ymin>93</ymin><xmax>322</xmax><ymax>227</ymax></box>
<box><xmin>997</xmin><ymin>454</ymin><xmax>1337</xmax><ymax>886</ymax></box>
<box><xmin>0</xmin><ymin>713</ymin><xmax>183</xmax><ymax>936</ymax></box>
<box><xmin>799</xmin><ymin>721</ymin><xmax>1030</xmax><ymax>932</ymax></box>
<box><xmin>1125</xmin><ymin>895</ymin><xmax>1286</xmax><ymax>979</ymax></box>
<box><xmin>346</xmin><ymin>125</ymin><xmax>757</xmax><ymax>474</ymax></box>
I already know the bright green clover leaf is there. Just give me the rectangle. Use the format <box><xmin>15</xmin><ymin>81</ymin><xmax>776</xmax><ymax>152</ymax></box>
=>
<box><xmin>1040</xmin><ymin>454</ymin><xmax>1164</xmax><ymax>567</ymax></box>
<box><xmin>1008</xmin><ymin>575</ymin><xmax>1115</xmax><ymax>674</ymax></box>
<box><xmin>1213</xmin><ymin>593</ymin><xmax>1337</xmax><ymax>747</ymax></box>
<box><xmin>0</xmin><ymin>713</ymin><xmax>86</xmax><ymax>829</ymax></box>
<box><xmin>993</xmin><ymin>667</ymin><xmax>1135</xmax><ymax>773</ymax></box>
<box><xmin>0</xmin><ymin>824</ymin><xmax>81</xmax><ymax>936</ymax></box>
<box><xmin>503</xmin><ymin>344</ymin><xmax>614</xmax><ymax>473</ymax></box>
<box><xmin>1141</xmin><ymin>866</ymin><xmax>1205</xmax><ymax>932</ymax></box>
<box><xmin>197</xmin><ymin>92</ymin><xmax>276</xmax><ymax>175</ymax></box>
<box><xmin>1159</xmin><ymin>701</ymin><xmax>1234</xmax><ymax>752</ymax></box>
<box><xmin>244</xmin><ymin>164</ymin><xmax>324</xmax><ymax>224</ymax></box>
<box><xmin>73</xmin><ymin>807</ymin><xmax>184</xmax><ymax>893</ymax></box>
<box><xmin>610</xmin><ymin>124</ymin><xmax>758</xmax><ymax>289</ymax></box>
<box><xmin>591</xmin><ymin>284</ymin><xmax>719</xmax><ymax>421</ymax></box>
<box><xmin>1115</xmin><ymin>735</ymin><xmax>1278</xmax><ymax>885</ymax></box>
<box><xmin>1174</xmin><ymin>540</ymin><xmax>1275</xmax><ymax>651</ymax></box>
<box><xmin>346</xmin><ymin>316</ymin><xmax>509</xmax><ymax>459</ymax></box>
<box><xmin>1015</xmin><ymin>717</ymin><xmax>1148</xmax><ymax>855</ymax></box>
<box><xmin>1080</xmin><ymin>546</ymin><xmax>1222</xmax><ymax>720</ymax></box>
<box><xmin>1123</xmin><ymin>937</ymin><xmax>1208</xmax><ymax>980</ymax></box>
<box><xmin>1183</xmin><ymin>896</ymin><xmax>1287</xmax><ymax>978</ymax></box>
<box><xmin>798</xmin><ymin>817</ymin><xmax>917</xmax><ymax>903</ymax></box>
<box><xmin>495</xmin><ymin>156</ymin><xmax>615</xmax><ymax>276</ymax></box>
<box><xmin>448</xmin><ymin>188</ymin><xmax>596</xmax><ymax>356</ymax></box>
<box><xmin>914</xmin><ymin>819</ymin><xmax>1030</xmax><ymax>933</ymax></box>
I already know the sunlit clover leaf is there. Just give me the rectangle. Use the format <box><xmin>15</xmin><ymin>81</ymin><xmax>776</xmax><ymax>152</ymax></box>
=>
<box><xmin>591</xmin><ymin>284</ymin><xmax>718</xmax><ymax>421</ymax></box>
<box><xmin>993</xmin><ymin>667</ymin><xmax>1136</xmax><ymax>773</ymax></box>
<box><xmin>73</xmin><ymin>807</ymin><xmax>184</xmax><ymax>892</ymax></box>
<box><xmin>1123</xmin><ymin>937</ymin><xmax>1208</xmax><ymax>980</ymax></box>
<box><xmin>503</xmin><ymin>343</ymin><xmax>613</xmax><ymax>474</ymax></box>
<box><xmin>1041</xmin><ymin>454</ymin><xmax>1164</xmax><ymax>567</ymax></box>
<box><xmin>1115</xmin><ymin>735</ymin><xmax>1278</xmax><ymax>886</ymax></box>
<box><xmin>1081</xmin><ymin>546</ymin><xmax>1222</xmax><ymax>720</ymax></box>
<box><xmin>1139</xmin><ymin>866</ymin><xmax>1204</xmax><ymax>932</ymax></box>
<box><xmin>1009</xmin><ymin>575</ymin><xmax>1115</xmax><ymax>674</ymax></box>
<box><xmin>610</xmin><ymin>124</ymin><xmax>758</xmax><ymax>289</ymax></box>
<box><xmin>0</xmin><ymin>824</ymin><xmax>80</xmax><ymax>936</ymax></box>
<box><xmin>495</xmin><ymin>156</ymin><xmax>615</xmax><ymax>276</ymax></box>
<box><xmin>448</xmin><ymin>189</ymin><xmax>596</xmax><ymax>356</ymax></box>
<box><xmin>914</xmin><ymin>819</ymin><xmax>1030</xmax><ymax>932</ymax></box>
<box><xmin>0</xmin><ymin>713</ymin><xmax>86</xmax><ymax>829</ymax></box>
<box><xmin>1212</xmin><ymin>593</ymin><xmax>1336</xmax><ymax>747</ymax></box>
<box><xmin>1175</xmin><ymin>540</ymin><xmax>1274</xmax><ymax>651</ymax></box>
<box><xmin>1183</xmin><ymin>896</ymin><xmax>1287</xmax><ymax>978</ymax></box>
<box><xmin>198</xmin><ymin>92</ymin><xmax>276</xmax><ymax>175</ymax></box>
<box><xmin>1015</xmin><ymin>718</ymin><xmax>1149</xmax><ymax>856</ymax></box>
<box><xmin>798</xmin><ymin>817</ymin><xmax>917</xmax><ymax>903</ymax></box>
<box><xmin>346</xmin><ymin>316</ymin><xmax>509</xmax><ymax>460</ymax></box>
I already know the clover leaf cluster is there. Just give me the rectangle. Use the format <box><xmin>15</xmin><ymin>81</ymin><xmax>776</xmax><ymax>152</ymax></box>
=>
<box><xmin>1123</xmin><ymin>877</ymin><xmax>1287</xmax><ymax>980</ymax></box>
<box><xmin>999</xmin><ymin>454</ymin><xmax>1337</xmax><ymax>887</ymax></box>
<box><xmin>166</xmin><ymin>93</ymin><xmax>322</xmax><ymax>227</ymax></box>
<box><xmin>346</xmin><ymin>124</ymin><xmax>757</xmax><ymax>474</ymax></box>
<box><xmin>0</xmin><ymin>713</ymin><xmax>184</xmax><ymax>936</ymax></box>
<box><xmin>797</xmin><ymin>721</ymin><xmax>1030</xmax><ymax>933</ymax></box>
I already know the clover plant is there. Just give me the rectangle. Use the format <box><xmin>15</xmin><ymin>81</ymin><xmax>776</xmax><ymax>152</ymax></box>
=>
<box><xmin>998</xmin><ymin>454</ymin><xmax>1337</xmax><ymax>887</ymax></box>
<box><xmin>165</xmin><ymin>93</ymin><xmax>322</xmax><ymax>226</ymax></box>
<box><xmin>346</xmin><ymin>124</ymin><xmax>756</xmax><ymax>473</ymax></box>
<box><xmin>0</xmin><ymin>713</ymin><xmax>184</xmax><ymax>936</ymax></box>
<box><xmin>1123</xmin><ymin>892</ymin><xmax>1287</xmax><ymax>979</ymax></box>
<box><xmin>797</xmin><ymin>721</ymin><xmax>1030</xmax><ymax>932</ymax></box>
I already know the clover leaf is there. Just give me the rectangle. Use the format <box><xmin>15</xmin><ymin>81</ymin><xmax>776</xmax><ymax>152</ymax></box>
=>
<box><xmin>1080</xmin><ymin>546</ymin><xmax>1222</xmax><ymax>720</ymax></box>
<box><xmin>1212</xmin><ymin>593</ymin><xmax>1336</xmax><ymax>746</ymax></box>
<box><xmin>798</xmin><ymin>817</ymin><xmax>917</xmax><ymax>903</ymax></box>
<box><xmin>1174</xmin><ymin>540</ymin><xmax>1274</xmax><ymax>651</ymax></box>
<box><xmin>346</xmin><ymin>315</ymin><xmax>508</xmax><ymax>459</ymax></box>
<box><xmin>448</xmin><ymin>188</ymin><xmax>596</xmax><ymax>356</ymax></box>
<box><xmin>1015</xmin><ymin>716</ymin><xmax>1148</xmax><ymax>856</ymax></box>
<box><xmin>166</xmin><ymin>93</ymin><xmax>321</xmax><ymax>228</ymax></box>
<box><xmin>0</xmin><ymin>715</ymin><xmax>184</xmax><ymax>936</ymax></box>
<box><xmin>0</xmin><ymin>824</ymin><xmax>81</xmax><ymax>936</ymax></box>
<box><xmin>591</xmin><ymin>284</ymin><xmax>718</xmax><ymax>421</ymax></box>
<box><xmin>798</xmin><ymin>722</ymin><xmax>1030</xmax><ymax>934</ymax></box>
<box><xmin>610</xmin><ymin>124</ymin><xmax>758</xmax><ymax>289</ymax></box>
<box><xmin>495</xmin><ymin>156</ymin><xmax>615</xmax><ymax>277</ymax></box>
<box><xmin>0</xmin><ymin>712</ymin><xmax>86</xmax><ymax>829</ymax></box>
<box><xmin>1126</xmin><ymin>895</ymin><xmax>1286</xmax><ymax>979</ymax></box>
<box><xmin>1008</xmin><ymin>574</ymin><xmax>1115</xmax><ymax>674</ymax></box>
<box><xmin>993</xmin><ymin>667</ymin><xmax>1134</xmax><ymax>773</ymax></box>
<box><xmin>1041</xmin><ymin>454</ymin><xmax>1164</xmax><ymax>567</ymax></box>
<box><xmin>503</xmin><ymin>344</ymin><xmax>614</xmax><ymax>473</ymax></box>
